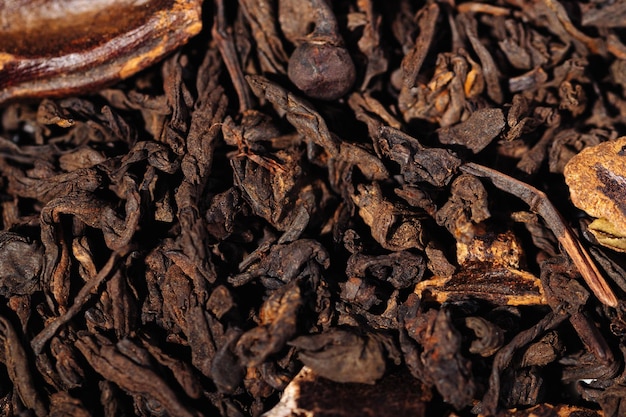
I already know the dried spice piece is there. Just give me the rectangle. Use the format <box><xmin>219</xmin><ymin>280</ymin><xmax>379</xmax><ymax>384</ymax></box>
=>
<box><xmin>564</xmin><ymin>136</ymin><xmax>626</xmax><ymax>252</ymax></box>
<box><xmin>0</xmin><ymin>0</ymin><xmax>203</xmax><ymax>104</ymax></box>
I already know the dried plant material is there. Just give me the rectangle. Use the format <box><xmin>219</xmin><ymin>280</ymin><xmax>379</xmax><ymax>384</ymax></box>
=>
<box><xmin>239</xmin><ymin>0</ymin><xmax>288</xmax><ymax>74</ymax></box>
<box><xmin>289</xmin><ymin>329</ymin><xmax>386</xmax><ymax>384</ymax></box>
<box><xmin>399</xmin><ymin>50</ymin><xmax>484</xmax><ymax>126</ymax></box>
<box><xmin>352</xmin><ymin>0</ymin><xmax>388</xmax><ymax>89</ymax></box>
<box><xmin>466</xmin><ymin>316</ymin><xmax>505</xmax><ymax>357</ymax></box>
<box><xmin>415</xmin><ymin>264</ymin><xmax>546</xmax><ymax>306</ymax></box>
<box><xmin>263</xmin><ymin>367</ymin><xmax>431</xmax><ymax>417</ymax></box>
<box><xmin>378</xmin><ymin>126</ymin><xmax>461</xmax><ymax>187</ymax></box>
<box><xmin>437</xmin><ymin>108</ymin><xmax>506</xmax><ymax>153</ymax></box>
<box><xmin>352</xmin><ymin>183</ymin><xmax>425</xmax><ymax>251</ymax></box>
<box><xmin>436</xmin><ymin>173</ymin><xmax>490</xmax><ymax>243</ymax></box>
<box><xmin>0</xmin><ymin>0</ymin><xmax>203</xmax><ymax>104</ymax></box>
<box><xmin>581</xmin><ymin>1</ymin><xmax>626</xmax><ymax>28</ymax></box>
<box><xmin>404</xmin><ymin>308</ymin><xmax>477</xmax><ymax>410</ymax></box>
<box><xmin>286</xmin><ymin>0</ymin><xmax>356</xmax><ymax>100</ymax></box>
<box><xmin>456</xmin><ymin>230</ymin><xmax>524</xmax><ymax>269</ymax></box>
<box><xmin>0</xmin><ymin>317</ymin><xmax>47</xmax><ymax>417</ymax></box>
<box><xmin>1</xmin><ymin>0</ymin><xmax>626</xmax><ymax>416</ymax></box>
<box><xmin>461</xmin><ymin>163</ymin><xmax>618</xmax><ymax>307</ymax></box>
<box><xmin>564</xmin><ymin>136</ymin><xmax>626</xmax><ymax>252</ymax></box>
<box><xmin>0</xmin><ymin>232</ymin><xmax>43</xmax><ymax>296</ymax></box>
<box><xmin>477</xmin><ymin>403</ymin><xmax>604</xmax><ymax>416</ymax></box>
<box><xmin>399</xmin><ymin>3</ymin><xmax>439</xmax><ymax>91</ymax></box>
<box><xmin>236</xmin><ymin>281</ymin><xmax>302</xmax><ymax>367</ymax></box>
<box><xmin>75</xmin><ymin>334</ymin><xmax>201</xmax><ymax>417</ymax></box>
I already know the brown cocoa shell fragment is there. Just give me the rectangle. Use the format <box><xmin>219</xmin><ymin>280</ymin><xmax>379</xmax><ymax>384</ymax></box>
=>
<box><xmin>0</xmin><ymin>0</ymin><xmax>202</xmax><ymax>105</ymax></box>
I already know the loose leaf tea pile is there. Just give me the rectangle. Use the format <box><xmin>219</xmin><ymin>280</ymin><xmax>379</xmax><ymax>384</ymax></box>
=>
<box><xmin>1</xmin><ymin>0</ymin><xmax>626</xmax><ymax>416</ymax></box>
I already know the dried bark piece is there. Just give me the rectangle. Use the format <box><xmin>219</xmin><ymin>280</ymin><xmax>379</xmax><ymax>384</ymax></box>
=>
<box><xmin>0</xmin><ymin>0</ymin><xmax>202</xmax><ymax>105</ymax></box>
<box><xmin>564</xmin><ymin>136</ymin><xmax>626</xmax><ymax>252</ymax></box>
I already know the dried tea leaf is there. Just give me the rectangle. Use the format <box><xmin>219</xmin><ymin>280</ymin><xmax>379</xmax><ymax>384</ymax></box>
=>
<box><xmin>405</xmin><ymin>308</ymin><xmax>476</xmax><ymax>410</ymax></box>
<box><xmin>289</xmin><ymin>329</ymin><xmax>386</xmax><ymax>384</ymax></box>
<box><xmin>0</xmin><ymin>232</ymin><xmax>43</xmax><ymax>297</ymax></box>
<box><xmin>437</xmin><ymin>108</ymin><xmax>505</xmax><ymax>153</ymax></box>
<box><xmin>352</xmin><ymin>183</ymin><xmax>425</xmax><ymax>251</ymax></box>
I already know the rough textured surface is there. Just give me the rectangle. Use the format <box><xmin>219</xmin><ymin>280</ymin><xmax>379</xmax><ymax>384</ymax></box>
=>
<box><xmin>0</xmin><ymin>0</ymin><xmax>202</xmax><ymax>104</ymax></box>
<box><xmin>565</xmin><ymin>136</ymin><xmax>626</xmax><ymax>251</ymax></box>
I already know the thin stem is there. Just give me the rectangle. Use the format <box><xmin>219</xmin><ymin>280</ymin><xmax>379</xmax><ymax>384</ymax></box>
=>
<box><xmin>460</xmin><ymin>162</ymin><xmax>618</xmax><ymax>307</ymax></box>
